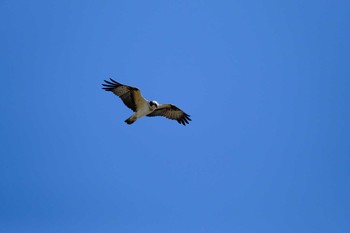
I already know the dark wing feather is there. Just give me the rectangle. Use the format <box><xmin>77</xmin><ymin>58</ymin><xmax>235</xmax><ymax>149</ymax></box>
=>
<box><xmin>102</xmin><ymin>79</ymin><xmax>145</xmax><ymax>112</ymax></box>
<box><xmin>147</xmin><ymin>104</ymin><xmax>191</xmax><ymax>126</ymax></box>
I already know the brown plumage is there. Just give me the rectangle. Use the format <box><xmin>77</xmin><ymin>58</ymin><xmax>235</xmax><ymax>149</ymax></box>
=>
<box><xmin>146</xmin><ymin>104</ymin><xmax>191</xmax><ymax>125</ymax></box>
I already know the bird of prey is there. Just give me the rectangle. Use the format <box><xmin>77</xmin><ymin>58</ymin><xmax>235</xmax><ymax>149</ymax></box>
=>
<box><xmin>102</xmin><ymin>79</ymin><xmax>191</xmax><ymax>126</ymax></box>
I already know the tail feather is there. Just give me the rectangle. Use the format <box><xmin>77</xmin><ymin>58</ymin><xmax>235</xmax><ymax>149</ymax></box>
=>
<box><xmin>125</xmin><ymin>116</ymin><xmax>137</xmax><ymax>125</ymax></box>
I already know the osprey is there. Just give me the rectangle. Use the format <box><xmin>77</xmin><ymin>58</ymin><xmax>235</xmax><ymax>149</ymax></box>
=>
<box><xmin>102</xmin><ymin>79</ymin><xmax>191</xmax><ymax>126</ymax></box>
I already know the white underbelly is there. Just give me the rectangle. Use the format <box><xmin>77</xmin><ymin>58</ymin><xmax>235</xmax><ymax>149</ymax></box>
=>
<box><xmin>135</xmin><ymin>105</ymin><xmax>152</xmax><ymax>118</ymax></box>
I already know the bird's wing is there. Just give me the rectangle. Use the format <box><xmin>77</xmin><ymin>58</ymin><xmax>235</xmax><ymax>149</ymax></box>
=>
<box><xmin>102</xmin><ymin>79</ymin><xmax>148</xmax><ymax>112</ymax></box>
<box><xmin>146</xmin><ymin>104</ymin><xmax>191</xmax><ymax>125</ymax></box>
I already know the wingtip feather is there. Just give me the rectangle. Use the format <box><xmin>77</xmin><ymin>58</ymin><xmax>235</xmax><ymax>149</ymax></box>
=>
<box><xmin>109</xmin><ymin>78</ymin><xmax>121</xmax><ymax>85</ymax></box>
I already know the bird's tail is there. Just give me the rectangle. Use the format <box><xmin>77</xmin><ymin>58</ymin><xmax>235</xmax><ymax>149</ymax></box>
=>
<box><xmin>125</xmin><ymin>116</ymin><xmax>137</xmax><ymax>125</ymax></box>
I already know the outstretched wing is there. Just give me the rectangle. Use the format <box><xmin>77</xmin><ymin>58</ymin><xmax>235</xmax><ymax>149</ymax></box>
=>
<box><xmin>102</xmin><ymin>79</ymin><xmax>147</xmax><ymax>112</ymax></box>
<box><xmin>147</xmin><ymin>104</ymin><xmax>191</xmax><ymax>126</ymax></box>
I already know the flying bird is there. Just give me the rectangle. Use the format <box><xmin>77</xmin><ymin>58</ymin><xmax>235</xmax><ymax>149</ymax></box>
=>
<box><xmin>102</xmin><ymin>79</ymin><xmax>191</xmax><ymax>126</ymax></box>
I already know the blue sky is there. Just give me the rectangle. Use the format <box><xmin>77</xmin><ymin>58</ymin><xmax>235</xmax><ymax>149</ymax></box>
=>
<box><xmin>1</xmin><ymin>0</ymin><xmax>350</xmax><ymax>232</ymax></box>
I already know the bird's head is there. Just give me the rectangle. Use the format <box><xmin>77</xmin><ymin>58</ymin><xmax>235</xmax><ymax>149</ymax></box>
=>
<box><xmin>149</xmin><ymin>100</ymin><xmax>159</xmax><ymax>109</ymax></box>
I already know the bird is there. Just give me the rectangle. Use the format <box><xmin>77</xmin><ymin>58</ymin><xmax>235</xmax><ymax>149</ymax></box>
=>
<box><xmin>102</xmin><ymin>79</ymin><xmax>191</xmax><ymax>126</ymax></box>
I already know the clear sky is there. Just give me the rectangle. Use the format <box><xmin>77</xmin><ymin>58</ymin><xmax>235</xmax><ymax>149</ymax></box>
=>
<box><xmin>1</xmin><ymin>0</ymin><xmax>349</xmax><ymax>232</ymax></box>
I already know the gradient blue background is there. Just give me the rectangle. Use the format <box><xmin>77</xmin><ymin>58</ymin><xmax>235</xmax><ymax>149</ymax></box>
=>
<box><xmin>1</xmin><ymin>1</ymin><xmax>350</xmax><ymax>232</ymax></box>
